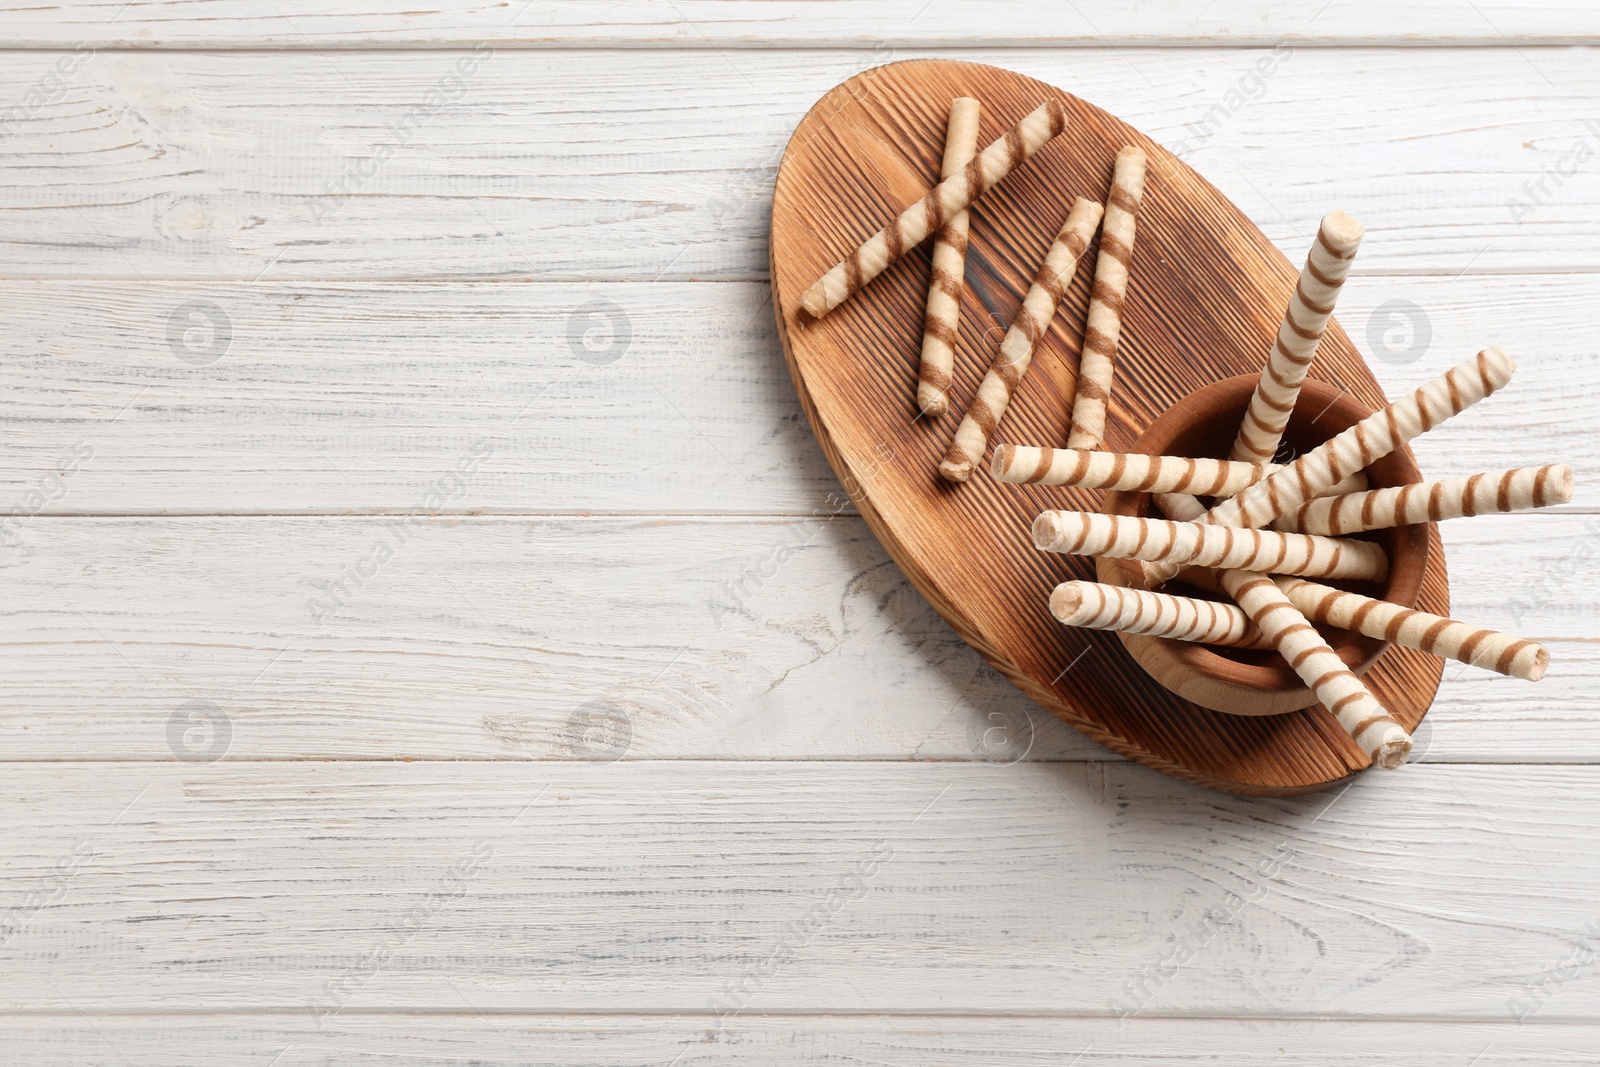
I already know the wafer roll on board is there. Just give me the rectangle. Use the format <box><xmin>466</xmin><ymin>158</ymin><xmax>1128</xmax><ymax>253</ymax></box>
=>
<box><xmin>801</xmin><ymin>100</ymin><xmax>1070</xmax><ymax>318</ymax></box>
<box><xmin>939</xmin><ymin>197</ymin><xmax>1105</xmax><ymax>482</ymax></box>
<box><xmin>1144</xmin><ymin>346</ymin><xmax>1517</xmax><ymax>585</ymax></box>
<box><xmin>1274</xmin><ymin>577</ymin><xmax>1549</xmax><ymax>681</ymax></box>
<box><xmin>1222</xmin><ymin>571</ymin><xmax>1411</xmax><ymax>768</ymax></box>
<box><xmin>1066</xmin><ymin>147</ymin><xmax>1148</xmax><ymax>449</ymax></box>
<box><xmin>1050</xmin><ymin>581</ymin><xmax>1273</xmax><ymax>648</ymax></box>
<box><xmin>1230</xmin><ymin>212</ymin><xmax>1364</xmax><ymax>464</ymax></box>
<box><xmin>1271</xmin><ymin>465</ymin><xmax>1574</xmax><ymax>535</ymax></box>
<box><xmin>994</xmin><ymin>444</ymin><xmax>1368</xmax><ymax>496</ymax></box>
<box><xmin>1032</xmin><ymin>511</ymin><xmax>1389</xmax><ymax>581</ymax></box>
<box><xmin>916</xmin><ymin>97</ymin><xmax>982</xmax><ymax>418</ymax></box>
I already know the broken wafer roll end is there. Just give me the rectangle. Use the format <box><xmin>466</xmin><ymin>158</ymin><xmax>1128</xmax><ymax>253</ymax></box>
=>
<box><xmin>1549</xmin><ymin>463</ymin><xmax>1576</xmax><ymax>506</ymax></box>
<box><xmin>990</xmin><ymin>444</ymin><xmax>1018</xmax><ymax>480</ymax></box>
<box><xmin>939</xmin><ymin>456</ymin><xmax>975</xmax><ymax>483</ymax></box>
<box><xmin>1527</xmin><ymin>646</ymin><xmax>1551</xmax><ymax>683</ymax></box>
<box><xmin>918</xmin><ymin>384</ymin><xmax>950</xmax><ymax>419</ymax></box>
<box><xmin>1369</xmin><ymin>724</ymin><xmax>1413</xmax><ymax>770</ymax></box>
<box><xmin>1031</xmin><ymin>510</ymin><xmax>1065</xmax><ymax>549</ymax></box>
<box><xmin>800</xmin><ymin>287</ymin><xmax>829</xmax><ymax>319</ymax></box>
<box><xmin>1048</xmin><ymin>581</ymin><xmax>1086</xmax><ymax>623</ymax></box>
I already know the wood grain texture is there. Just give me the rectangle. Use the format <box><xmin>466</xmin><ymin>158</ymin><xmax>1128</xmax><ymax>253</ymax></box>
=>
<box><xmin>0</xmin><ymin>277</ymin><xmax>1593</xmax><ymax>515</ymax></box>
<box><xmin>771</xmin><ymin>58</ymin><xmax>1446</xmax><ymax>794</ymax></box>
<box><xmin>0</xmin><ymin>515</ymin><xmax>1061</xmax><ymax>763</ymax></box>
<box><xmin>4</xmin><ymin>1015</ymin><xmax>1598</xmax><ymax>1066</ymax></box>
<box><xmin>3</xmin><ymin>13</ymin><xmax>1599</xmax><ymax>1061</ymax></box>
<box><xmin>9</xmin><ymin>758</ymin><xmax>1600</xmax><ymax>1017</ymax></box>
<box><xmin>0</xmin><ymin>515</ymin><xmax>1589</xmax><ymax>763</ymax></box>
<box><xmin>5</xmin><ymin>762</ymin><xmax>1600</xmax><ymax>1016</ymax></box>
<box><xmin>3</xmin><ymin>2</ymin><xmax>1595</xmax><ymax>47</ymax></box>
<box><xmin>4</xmin><ymin>48</ymin><xmax>1600</xmax><ymax>278</ymax></box>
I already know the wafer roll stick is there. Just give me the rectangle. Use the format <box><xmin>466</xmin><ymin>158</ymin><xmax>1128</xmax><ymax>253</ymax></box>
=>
<box><xmin>1050</xmin><ymin>581</ymin><xmax>1273</xmax><ymax>648</ymax></box>
<box><xmin>1230</xmin><ymin>212</ymin><xmax>1364</xmax><ymax>464</ymax></box>
<box><xmin>994</xmin><ymin>445</ymin><xmax>1369</xmax><ymax>496</ymax></box>
<box><xmin>1145</xmin><ymin>346</ymin><xmax>1517</xmax><ymax>585</ymax></box>
<box><xmin>1148</xmin><ymin>473</ymin><xmax>1363</xmax><ymax>591</ymax></box>
<box><xmin>1066</xmin><ymin>147</ymin><xmax>1148</xmax><ymax>450</ymax></box>
<box><xmin>1222</xmin><ymin>571</ymin><xmax>1411</xmax><ymax>767</ymax></box>
<box><xmin>1274</xmin><ymin>577</ymin><xmax>1550</xmax><ymax>681</ymax></box>
<box><xmin>1154</xmin><ymin>491</ymin><xmax>1210</xmax><ymax>521</ymax></box>
<box><xmin>938</xmin><ymin>198</ymin><xmax>1105</xmax><ymax>482</ymax></box>
<box><xmin>1033</xmin><ymin>511</ymin><xmax>1388</xmax><ymax>580</ymax></box>
<box><xmin>1272</xmin><ymin>465</ymin><xmax>1574</xmax><ymax>535</ymax></box>
<box><xmin>1210</xmin><ymin>346</ymin><xmax>1517</xmax><ymax>530</ymax></box>
<box><xmin>916</xmin><ymin>97</ymin><xmax>982</xmax><ymax>418</ymax></box>
<box><xmin>801</xmin><ymin>100</ymin><xmax>1070</xmax><ymax>318</ymax></box>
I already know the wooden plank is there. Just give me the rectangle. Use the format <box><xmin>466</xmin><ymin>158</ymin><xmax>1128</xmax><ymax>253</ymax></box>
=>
<box><xmin>3</xmin><ymin>761</ymin><xmax>1599</xmax><ymax>1016</ymax></box>
<box><xmin>2</xmin><ymin>1014</ymin><xmax>1597</xmax><ymax>1066</ymax></box>
<box><xmin>0</xmin><ymin>515</ymin><xmax>1591</xmax><ymax>762</ymax></box>
<box><xmin>0</xmin><ymin>276</ymin><xmax>1594</xmax><ymax>515</ymax></box>
<box><xmin>2</xmin><ymin>48</ymin><xmax>1600</xmax><ymax>278</ymax></box>
<box><xmin>2</xmin><ymin>2</ymin><xmax>1596</xmax><ymax>48</ymax></box>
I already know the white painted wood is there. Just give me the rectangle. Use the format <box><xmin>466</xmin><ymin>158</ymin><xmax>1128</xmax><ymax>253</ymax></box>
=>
<box><xmin>0</xmin><ymin>515</ymin><xmax>1591</xmax><ymax>762</ymax></box>
<box><xmin>3</xmin><ymin>2</ymin><xmax>1596</xmax><ymax>48</ymax></box>
<box><xmin>2</xmin><ymin>48</ymin><xmax>1600</xmax><ymax>278</ymax></box>
<box><xmin>1</xmin><ymin>1014</ymin><xmax>1595</xmax><ymax>1066</ymax></box>
<box><xmin>3</xmin><ymin>12</ymin><xmax>1598</xmax><ymax>1061</ymax></box>
<box><xmin>3</xmin><ymin>761</ymin><xmax>1599</xmax><ymax>1017</ymax></box>
<box><xmin>1</xmin><ymin>276</ymin><xmax>1595</xmax><ymax>514</ymax></box>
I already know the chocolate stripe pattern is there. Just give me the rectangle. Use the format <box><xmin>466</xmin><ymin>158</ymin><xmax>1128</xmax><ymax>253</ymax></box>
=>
<box><xmin>938</xmin><ymin>197</ymin><xmax>1104</xmax><ymax>482</ymax></box>
<box><xmin>1049</xmin><ymin>581</ymin><xmax>1273</xmax><ymax>648</ymax></box>
<box><xmin>993</xmin><ymin>444</ymin><xmax>1368</xmax><ymax>497</ymax></box>
<box><xmin>1065</xmin><ymin>146</ymin><xmax>1148</xmax><ymax>450</ymax></box>
<box><xmin>1271</xmin><ymin>465</ymin><xmax>1573</xmax><ymax>535</ymax></box>
<box><xmin>1274</xmin><ymin>577</ymin><xmax>1550</xmax><ymax>682</ymax></box>
<box><xmin>1144</xmin><ymin>346</ymin><xmax>1518</xmax><ymax>585</ymax></box>
<box><xmin>916</xmin><ymin>97</ymin><xmax>982</xmax><ymax>418</ymax></box>
<box><xmin>1222</xmin><ymin>572</ymin><xmax>1412</xmax><ymax>768</ymax></box>
<box><xmin>1230</xmin><ymin>212</ymin><xmax>1365</xmax><ymax>464</ymax></box>
<box><xmin>1032</xmin><ymin>511</ymin><xmax>1389</xmax><ymax>581</ymax></box>
<box><xmin>800</xmin><ymin>99</ymin><xmax>1070</xmax><ymax>318</ymax></box>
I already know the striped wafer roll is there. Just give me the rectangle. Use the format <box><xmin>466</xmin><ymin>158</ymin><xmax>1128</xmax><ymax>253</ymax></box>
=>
<box><xmin>1066</xmin><ymin>147</ymin><xmax>1148</xmax><ymax>450</ymax></box>
<box><xmin>1275</xmin><ymin>577</ymin><xmax>1550</xmax><ymax>681</ymax></box>
<box><xmin>938</xmin><ymin>198</ymin><xmax>1104</xmax><ymax>482</ymax></box>
<box><xmin>1147</xmin><ymin>471</ymin><xmax>1366</xmax><ymax>590</ymax></box>
<box><xmin>1032</xmin><ymin>511</ymin><xmax>1389</xmax><ymax>581</ymax></box>
<box><xmin>801</xmin><ymin>100</ymin><xmax>1070</xmax><ymax>318</ymax></box>
<box><xmin>916</xmin><ymin>97</ymin><xmax>982</xmax><ymax>418</ymax></box>
<box><xmin>1271</xmin><ymin>465</ymin><xmax>1574</xmax><ymax>535</ymax></box>
<box><xmin>1211</xmin><ymin>346</ymin><xmax>1517</xmax><ymax>530</ymax></box>
<box><xmin>1050</xmin><ymin>580</ymin><xmax>1273</xmax><ymax>648</ymax></box>
<box><xmin>1230</xmin><ymin>212</ymin><xmax>1364</xmax><ymax>464</ymax></box>
<box><xmin>993</xmin><ymin>445</ymin><xmax>1369</xmax><ymax>497</ymax></box>
<box><xmin>1222</xmin><ymin>571</ymin><xmax>1411</xmax><ymax>767</ymax></box>
<box><xmin>1144</xmin><ymin>346</ymin><xmax>1517</xmax><ymax>585</ymax></box>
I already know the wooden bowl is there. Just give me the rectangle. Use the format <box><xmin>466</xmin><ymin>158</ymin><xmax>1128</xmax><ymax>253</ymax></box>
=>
<box><xmin>1097</xmin><ymin>375</ymin><xmax>1431</xmax><ymax>716</ymax></box>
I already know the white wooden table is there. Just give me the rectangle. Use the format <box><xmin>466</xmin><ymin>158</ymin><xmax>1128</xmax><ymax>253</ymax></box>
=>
<box><xmin>3</xmin><ymin>3</ymin><xmax>1599</xmax><ymax>1062</ymax></box>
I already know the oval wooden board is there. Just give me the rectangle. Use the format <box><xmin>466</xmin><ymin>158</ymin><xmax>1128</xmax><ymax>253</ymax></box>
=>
<box><xmin>769</xmin><ymin>59</ymin><xmax>1448</xmax><ymax>796</ymax></box>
